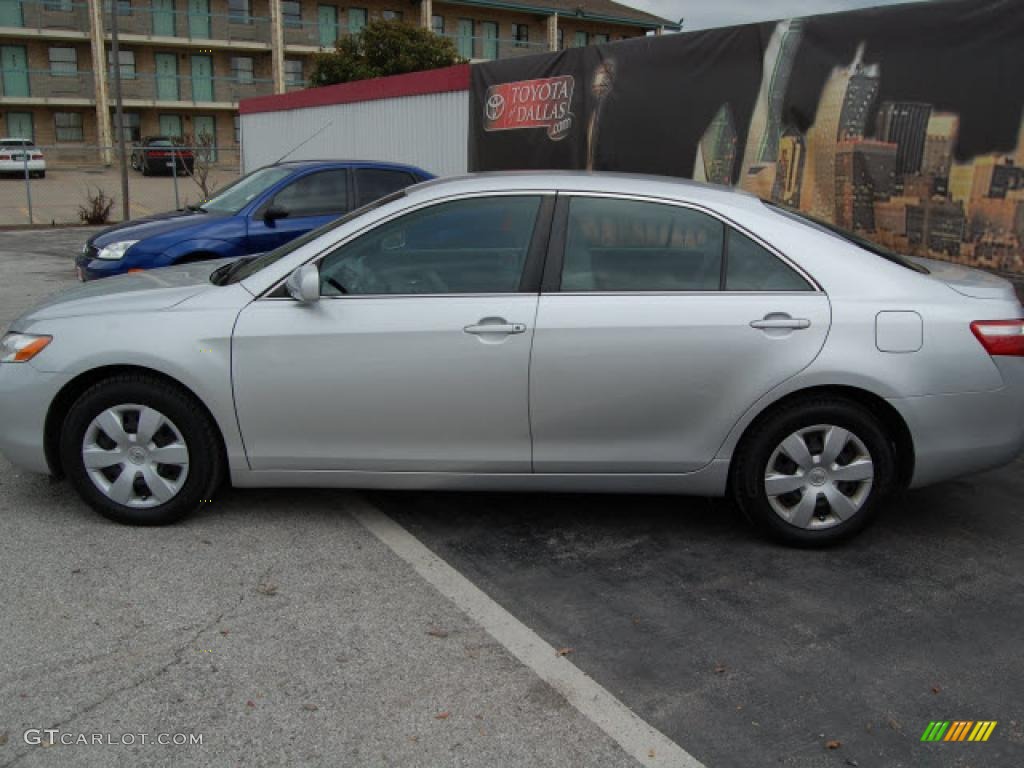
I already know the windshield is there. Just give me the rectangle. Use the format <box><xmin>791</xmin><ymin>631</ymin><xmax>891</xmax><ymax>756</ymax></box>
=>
<box><xmin>766</xmin><ymin>201</ymin><xmax>929</xmax><ymax>274</ymax></box>
<box><xmin>221</xmin><ymin>190</ymin><xmax>407</xmax><ymax>285</ymax></box>
<box><xmin>200</xmin><ymin>166</ymin><xmax>293</xmax><ymax>215</ymax></box>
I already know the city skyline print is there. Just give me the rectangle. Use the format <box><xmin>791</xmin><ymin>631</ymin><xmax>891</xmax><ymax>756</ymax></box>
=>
<box><xmin>469</xmin><ymin>0</ymin><xmax>1024</xmax><ymax>273</ymax></box>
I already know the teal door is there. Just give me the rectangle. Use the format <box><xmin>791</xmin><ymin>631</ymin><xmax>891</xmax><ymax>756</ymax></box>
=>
<box><xmin>346</xmin><ymin>7</ymin><xmax>365</xmax><ymax>35</ymax></box>
<box><xmin>187</xmin><ymin>0</ymin><xmax>209</xmax><ymax>38</ymax></box>
<box><xmin>190</xmin><ymin>54</ymin><xmax>212</xmax><ymax>101</ymax></box>
<box><xmin>152</xmin><ymin>0</ymin><xmax>175</xmax><ymax>36</ymax></box>
<box><xmin>6</xmin><ymin>111</ymin><xmax>33</xmax><ymax>141</ymax></box>
<box><xmin>1</xmin><ymin>46</ymin><xmax>29</xmax><ymax>98</ymax></box>
<box><xmin>159</xmin><ymin>114</ymin><xmax>182</xmax><ymax>137</ymax></box>
<box><xmin>481</xmin><ymin>21</ymin><xmax>497</xmax><ymax>59</ymax></box>
<box><xmin>456</xmin><ymin>19</ymin><xmax>473</xmax><ymax>59</ymax></box>
<box><xmin>193</xmin><ymin>114</ymin><xmax>215</xmax><ymax>162</ymax></box>
<box><xmin>155</xmin><ymin>52</ymin><xmax>178</xmax><ymax>100</ymax></box>
<box><xmin>317</xmin><ymin>5</ymin><xmax>338</xmax><ymax>48</ymax></box>
<box><xmin>0</xmin><ymin>0</ymin><xmax>23</xmax><ymax>27</ymax></box>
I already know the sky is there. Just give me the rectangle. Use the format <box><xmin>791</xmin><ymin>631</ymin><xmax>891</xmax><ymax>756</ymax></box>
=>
<box><xmin>630</xmin><ymin>0</ymin><xmax>930</xmax><ymax>29</ymax></box>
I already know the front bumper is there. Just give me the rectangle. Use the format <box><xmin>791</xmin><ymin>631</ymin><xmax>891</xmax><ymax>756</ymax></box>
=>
<box><xmin>0</xmin><ymin>362</ymin><xmax>68</xmax><ymax>475</ymax></box>
<box><xmin>74</xmin><ymin>252</ymin><xmax>132</xmax><ymax>281</ymax></box>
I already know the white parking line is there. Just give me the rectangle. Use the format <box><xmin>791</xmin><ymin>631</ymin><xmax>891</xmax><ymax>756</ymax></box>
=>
<box><xmin>351</xmin><ymin>498</ymin><xmax>705</xmax><ymax>768</ymax></box>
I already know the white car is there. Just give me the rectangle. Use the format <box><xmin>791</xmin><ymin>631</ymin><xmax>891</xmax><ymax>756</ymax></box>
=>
<box><xmin>0</xmin><ymin>138</ymin><xmax>46</xmax><ymax>178</ymax></box>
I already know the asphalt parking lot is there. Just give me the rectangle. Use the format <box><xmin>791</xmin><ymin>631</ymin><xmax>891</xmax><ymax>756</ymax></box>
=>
<box><xmin>1</xmin><ymin>227</ymin><xmax>1023</xmax><ymax>767</ymax></box>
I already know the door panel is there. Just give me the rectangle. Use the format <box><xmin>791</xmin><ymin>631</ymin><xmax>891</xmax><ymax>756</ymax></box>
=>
<box><xmin>530</xmin><ymin>294</ymin><xmax>830</xmax><ymax>472</ymax></box>
<box><xmin>317</xmin><ymin>4</ymin><xmax>338</xmax><ymax>47</ymax></box>
<box><xmin>155</xmin><ymin>53</ymin><xmax>178</xmax><ymax>100</ymax></box>
<box><xmin>193</xmin><ymin>114</ymin><xmax>215</xmax><ymax>161</ymax></box>
<box><xmin>233</xmin><ymin>295</ymin><xmax>537</xmax><ymax>471</ymax></box>
<box><xmin>481</xmin><ymin>21</ymin><xmax>498</xmax><ymax>60</ymax></box>
<box><xmin>457</xmin><ymin>19</ymin><xmax>474</xmax><ymax>59</ymax></box>
<box><xmin>6</xmin><ymin>111</ymin><xmax>32</xmax><ymax>141</ymax></box>
<box><xmin>1</xmin><ymin>46</ymin><xmax>29</xmax><ymax>98</ymax></box>
<box><xmin>158</xmin><ymin>113</ymin><xmax>181</xmax><ymax>136</ymax></box>
<box><xmin>0</xmin><ymin>0</ymin><xmax>23</xmax><ymax>27</ymax></box>
<box><xmin>190</xmin><ymin>54</ymin><xmax>213</xmax><ymax>101</ymax></box>
<box><xmin>152</xmin><ymin>0</ymin><xmax>175</xmax><ymax>36</ymax></box>
<box><xmin>187</xmin><ymin>0</ymin><xmax>209</xmax><ymax>38</ymax></box>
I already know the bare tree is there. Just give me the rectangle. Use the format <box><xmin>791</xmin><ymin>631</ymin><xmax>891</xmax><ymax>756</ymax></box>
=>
<box><xmin>181</xmin><ymin>131</ymin><xmax>217</xmax><ymax>203</ymax></box>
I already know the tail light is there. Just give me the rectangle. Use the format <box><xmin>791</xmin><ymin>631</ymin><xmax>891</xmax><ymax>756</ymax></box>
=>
<box><xmin>149</xmin><ymin>150</ymin><xmax>169</xmax><ymax>158</ymax></box>
<box><xmin>31</xmin><ymin>153</ymin><xmax>43</xmax><ymax>160</ymax></box>
<box><xmin>971</xmin><ymin>320</ymin><xmax>1024</xmax><ymax>356</ymax></box>
<box><xmin>0</xmin><ymin>154</ymin><xmax>10</xmax><ymax>160</ymax></box>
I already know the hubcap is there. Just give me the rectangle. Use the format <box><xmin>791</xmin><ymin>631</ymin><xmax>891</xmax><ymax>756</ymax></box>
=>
<box><xmin>81</xmin><ymin>404</ymin><xmax>189</xmax><ymax>509</ymax></box>
<box><xmin>764</xmin><ymin>424</ymin><xmax>874</xmax><ymax>530</ymax></box>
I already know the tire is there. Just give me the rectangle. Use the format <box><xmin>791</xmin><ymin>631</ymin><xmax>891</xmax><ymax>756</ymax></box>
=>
<box><xmin>731</xmin><ymin>396</ymin><xmax>896</xmax><ymax>546</ymax></box>
<box><xmin>141</xmin><ymin>163</ymin><xmax>150</xmax><ymax>176</ymax></box>
<box><xmin>130</xmin><ymin>155</ymin><xmax>138</xmax><ymax>171</ymax></box>
<box><xmin>60</xmin><ymin>374</ymin><xmax>224</xmax><ymax>525</ymax></box>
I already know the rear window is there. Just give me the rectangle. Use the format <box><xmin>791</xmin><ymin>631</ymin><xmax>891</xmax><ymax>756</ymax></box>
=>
<box><xmin>1</xmin><ymin>139</ymin><xmax>33</xmax><ymax>147</ymax></box>
<box><xmin>766</xmin><ymin>201</ymin><xmax>929</xmax><ymax>274</ymax></box>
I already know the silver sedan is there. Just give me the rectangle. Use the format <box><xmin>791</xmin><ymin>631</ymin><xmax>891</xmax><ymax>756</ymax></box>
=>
<box><xmin>2</xmin><ymin>173</ymin><xmax>1023</xmax><ymax>544</ymax></box>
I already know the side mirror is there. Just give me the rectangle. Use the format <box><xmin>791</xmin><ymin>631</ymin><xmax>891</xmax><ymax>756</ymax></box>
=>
<box><xmin>285</xmin><ymin>263</ymin><xmax>320</xmax><ymax>303</ymax></box>
<box><xmin>263</xmin><ymin>205</ymin><xmax>289</xmax><ymax>223</ymax></box>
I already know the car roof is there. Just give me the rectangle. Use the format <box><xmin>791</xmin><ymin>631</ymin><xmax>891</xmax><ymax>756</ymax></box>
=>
<box><xmin>273</xmin><ymin>159</ymin><xmax>428</xmax><ymax>173</ymax></box>
<box><xmin>404</xmin><ymin>171</ymin><xmax>767</xmax><ymax>211</ymax></box>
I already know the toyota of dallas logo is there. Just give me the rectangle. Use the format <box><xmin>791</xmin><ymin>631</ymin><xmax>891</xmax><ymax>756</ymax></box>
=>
<box><xmin>482</xmin><ymin>76</ymin><xmax>575</xmax><ymax>141</ymax></box>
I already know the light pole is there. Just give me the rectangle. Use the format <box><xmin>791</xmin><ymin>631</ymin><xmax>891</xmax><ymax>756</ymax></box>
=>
<box><xmin>109</xmin><ymin>0</ymin><xmax>131</xmax><ymax>221</ymax></box>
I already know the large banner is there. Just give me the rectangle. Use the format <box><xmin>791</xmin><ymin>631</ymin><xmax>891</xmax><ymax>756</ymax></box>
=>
<box><xmin>469</xmin><ymin>0</ymin><xmax>1024</xmax><ymax>273</ymax></box>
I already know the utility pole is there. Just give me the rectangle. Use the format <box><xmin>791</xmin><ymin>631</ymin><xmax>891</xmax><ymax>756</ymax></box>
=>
<box><xmin>109</xmin><ymin>0</ymin><xmax>131</xmax><ymax>221</ymax></box>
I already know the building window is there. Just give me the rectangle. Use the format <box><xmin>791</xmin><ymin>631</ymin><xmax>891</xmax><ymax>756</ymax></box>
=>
<box><xmin>347</xmin><ymin>7</ymin><xmax>366</xmax><ymax>34</ymax></box>
<box><xmin>282</xmin><ymin>0</ymin><xmax>301</xmax><ymax>27</ymax></box>
<box><xmin>574</xmin><ymin>30</ymin><xmax>587</xmax><ymax>47</ymax></box>
<box><xmin>557</xmin><ymin>28</ymin><xmax>563</xmax><ymax>49</ymax></box>
<box><xmin>228</xmin><ymin>0</ymin><xmax>251</xmax><ymax>23</ymax></box>
<box><xmin>284</xmin><ymin>59</ymin><xmax>303</xmax><ymax>85</ymax></box>
<box><xmin>106</xmin><ymin>50</ymin><xmax>136</xmax><ymax>79</ymax></box>
<box><xmin>592</xmin><ymin>33</ymin><xmax>609</xmax><ymax>44</ymax></box>
<box><xmin>43</xmin><ymin>0</ymin><xmax>73</xmax><ymax>11</ymax></box>
<box><xmin>513</xmin><ymin>23</ymin><xmax>529</xmax><ymax>47</ymax></box>
<box><xmin>54</xmin><ymin>112</ymin><xmax>84</xmax><ymax>142</ymax></box>
<box><xmin>48</xmin><ymin>47</ymin><xmax>78</xmax><ymax>76</ymax></box>
<box><xmin>105</xmin><ymin>0</ymin><xmax>131</xmax><ymax>15</ymax></box>
<box><xmin>231</xmin><ymin>56</ymin><xmax>254</xmax><ymax>83</ymax></box>
<box><xmin>116</xmin><ymin>111</ymin><xmax>140</xmax><ymax>142</ymax></box>
<box><xmin>159</xmin><ymin>114</ymin><xmax>183</xmax><ymax>137</ymax></box>
<box><xmin>233</xmin><ymin>115</ymin><xmax>240</xmax><ymax>143</ymax></box>
<box><xmin>381</xmin><ymin>9</ymin><xmax>402</xmax><ymax>21</ymax></box>
<box><xmin>431</xmin><ymin>14</ymin><xmax>443</xmax><ymax>34</ymax></box>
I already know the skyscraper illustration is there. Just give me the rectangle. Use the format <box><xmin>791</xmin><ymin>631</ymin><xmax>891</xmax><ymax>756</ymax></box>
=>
<box><xmin>875</xmin><ymin>102</ymin><xmax>933</xmax><ymax>177</ymax></box>
<box><xmin>694</xmin><ymin>104</ymin><xmax>738</xmax><ymax>185</ymax></box>
<box><xmin>739</xmin><ymin>19</ymin><xmax>805</xmax><ymax>178</ymax></box>
<box><xmin>800</xmin><ymin>43</ymin><xmax>881</xmax><ymax>219</ymax></box>
<box><xmin>773</xmin><ymin>129</ymin><xmax>806</xmax><ymax>206</ymax></box>
<box><xmin>922</xmin><ymin>113</ymin><xmax>960</xmax><ymax>178</ymax></box>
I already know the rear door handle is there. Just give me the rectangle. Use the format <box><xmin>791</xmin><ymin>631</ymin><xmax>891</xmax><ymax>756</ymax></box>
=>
<box><xmin>750</xmin><ymin>318</ymin><xmax>811</xmax><ymax>330</ymax></box>
<box><xmin>464</xmin><ymin>322</ymin><xmax>527</xmax><ymax>335</ymax></box>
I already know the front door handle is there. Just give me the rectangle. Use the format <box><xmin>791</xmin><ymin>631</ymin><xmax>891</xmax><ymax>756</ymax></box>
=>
<box><xmin>750</xmin><ymin>317</ymin><xmax>811</xmax><ymax>330</ymax></box>
<box><xmin>464</xmin><ymin>320</ymin><xmax>527</xmax><ymax>335</ymax></box>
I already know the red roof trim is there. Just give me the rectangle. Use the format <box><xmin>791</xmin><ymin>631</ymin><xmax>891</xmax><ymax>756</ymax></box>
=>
<box><xmin>239</xmin><ymin>64</ymin><xmax>471</xmax><ymax>115</ymax></box>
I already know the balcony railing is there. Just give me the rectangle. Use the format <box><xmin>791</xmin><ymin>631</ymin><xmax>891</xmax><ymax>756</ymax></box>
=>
<box><xmin>284</xmin><ymin>79</ymin><xmax>308</xmax><ymax>92</ymax></box>
<box><xmin>0</xmin><ymin>0</ymin><xmax>90</xmax><ymax>33</ymax></box>
<box><xmin>103</xmin><ymin>6</ymin><xmax>271</xmax><ymax>44</ymax></box>
<box><xmin>283</xmin><ymin>18</ymin><xmax>341</xmax><ymax>48</ymax></box>
<box><xmin>442</xmin><ymin>33</ymin><xmax>549</xmax><ymax>61</ymax></box>
<box><xmin>113</xmin><ymin>73</ymin><xmax>275</xmax><ymax>103</ymax></box>
<box><xmin>0</xmin><ymin>69</ymin><xmax>95</xmax><ymax>100</ymax></box>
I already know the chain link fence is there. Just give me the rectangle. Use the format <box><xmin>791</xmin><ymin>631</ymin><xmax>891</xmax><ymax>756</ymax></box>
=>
<box><xmin>0</xmin><ymin>145</ymin><xmax>241</xmax><ymax>227</ymax></box>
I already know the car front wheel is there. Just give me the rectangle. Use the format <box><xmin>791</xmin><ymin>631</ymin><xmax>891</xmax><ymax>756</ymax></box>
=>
<box><xmin>731</xmin><ymin>397</ymin><xmax>896</xmax><ymax>546</ymax></box>
<box><xmin>60</xmin><ymin>374</ymin><xmax>223</xmax><ymax>525</ymax></box>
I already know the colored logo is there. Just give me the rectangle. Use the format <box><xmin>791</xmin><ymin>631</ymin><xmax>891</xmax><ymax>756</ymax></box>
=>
<box><xmin>920</xmin><ymin>721</ymin><xmax>997</xmax><ymax>742</ymax></box>
<box><xmin>482</xmin><ymin>76</ymin><xmax>575</xmax><ymax>141</ymax></box>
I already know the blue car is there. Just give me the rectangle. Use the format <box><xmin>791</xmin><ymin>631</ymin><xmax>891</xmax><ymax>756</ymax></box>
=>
<box><xmin>76</xmin><ymin>160</ymin><xmax>433</xmax><ymax>280</ymax></box>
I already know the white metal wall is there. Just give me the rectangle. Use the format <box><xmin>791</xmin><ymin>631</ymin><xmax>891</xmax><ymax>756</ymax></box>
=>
<box><xmin>240</xmin><ymin>90</ymin><xmax>469</xmax><ymax>178</ymax></box>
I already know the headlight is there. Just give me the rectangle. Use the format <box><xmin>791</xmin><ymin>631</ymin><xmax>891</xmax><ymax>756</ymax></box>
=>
<box><xmin>95</xmin><ymin>240</ymin><xmax>139</xmax><ymax>260</ymax></box>
<box><xmin>0</xmin><ymin>333</ymin><xmax>52</xmax><ymax>363</ymax></box>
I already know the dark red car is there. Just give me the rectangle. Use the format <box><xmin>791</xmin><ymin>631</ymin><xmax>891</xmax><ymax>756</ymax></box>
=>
<box><xmin>129</xmin><ymin>137</ymin><xmax>195</xmax><ymax>176</ymax></box>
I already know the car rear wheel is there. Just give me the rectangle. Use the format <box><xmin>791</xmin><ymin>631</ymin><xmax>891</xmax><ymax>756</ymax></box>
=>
<box><xmin>731</xmin><ymin>397</ymin><xmax>896</xmax><ymax>546</ymax></box>
<box><xmin>60</xmin><ymin>374</ymin><xmax>223</xmax><ymax>525</ymax></box>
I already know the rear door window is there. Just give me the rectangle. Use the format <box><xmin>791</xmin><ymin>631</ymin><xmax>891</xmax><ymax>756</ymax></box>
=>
<box><xmin>355</xmin><ymin>168</ymin><xmax>417</xmax><ymax>207</ymax></box>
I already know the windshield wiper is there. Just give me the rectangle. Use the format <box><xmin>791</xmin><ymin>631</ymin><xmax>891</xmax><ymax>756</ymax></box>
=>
<box><xmin>210</xmin><ymin>255</ymin><xmax>255</xmax><ymax>286</ymax></box>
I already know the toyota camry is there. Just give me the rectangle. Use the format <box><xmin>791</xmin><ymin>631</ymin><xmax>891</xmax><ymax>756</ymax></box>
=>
<box><xmin>2</xmin><ymin>173</ymin><xmax>1022</xmax><ymax>545</ymax></box>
